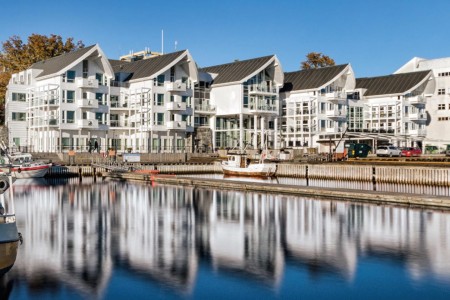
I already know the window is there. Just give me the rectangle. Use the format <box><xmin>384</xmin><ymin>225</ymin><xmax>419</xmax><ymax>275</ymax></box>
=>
<box><xmin>243</xmin><ymin>95</ymin><xmax>248</xmax><ymax>108</ymax></box>
<box><xmin>152</xmin><ymin>138</ymin><xmax>160</xmax><ymax>151</ymax></box>
<box><xmin>438</xmin><ymin>104</ymin><xmax>446</xmax><ymax>110</ymax></box>
<box><xmin>96</xmin><ymin>93</ymin><xmax>105</xmax><ymax>105</ymax></box>
<box><xmin>82</xmin><ymin>60</ymin><xmax>88</xmax><ymax>78</ymax></box>
<box><xmin>155</xmin><ymin>74</ymin><xmax>165</xmax><ymax>86</ymax></box>
<box><xmin>63</xmin><ymin>70</ymin><xmax>76</xmax><ymax>83</ymax></box>
<box><xmin>176</xmin><ymin>139</ymin><xmax>184</xmax><ymax>150</ymax></box>
<box><xmin>438</xmin><ymin>88</ymin><xmax>445</xmax><ymax>95</ymax></box>
<box><xmin>96</xmin><ymin>73</ymin><xmax>104</xmax><ymax>85</ymax></box>
<box><xmin>64</xmin><ymin>111</ymin><xmax>75</xmax><ymax>123</ymax></box>
<box><xmin>155</xmin><ymin>94</ymin><xmax>164</xmax><ymax>106</ymax></box>
<box><xmin>11</xmin><ymin>112</ymin><xmax>26</xmax><ymax>121</ymax></box>
<box><xmin>155</xmin><ymin>113</ymin><xmax>164</xmax><ymax>125</ymax></box>
<box><xmin>12</xmin><ymin>93</ymin><xmax>26</xmax><ymax>102</ymax></box>
<box><xmin>67</xmin><ymin>90</ymin><xmax>75</xmax><ymax>103</ymax></box>
<box><xmin>13</xmin><ymin>138</ymin><xmax>20</xmax><ymax>146</ymax></box>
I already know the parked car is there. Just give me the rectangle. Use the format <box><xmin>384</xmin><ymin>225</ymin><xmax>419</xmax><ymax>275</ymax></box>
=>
<box><xmin>376</xmin><ymin>145</ymin><xmax>402</xmax><ymax>157</ymax></box>
<box><xmin>400</xmin><ymin>147</ymin><xmax>422</xmax><ymax>157</ymax></box>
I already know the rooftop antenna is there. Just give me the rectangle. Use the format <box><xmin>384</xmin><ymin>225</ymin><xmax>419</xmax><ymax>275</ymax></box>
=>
<box><xmin>161</xmin><ymin>29</ymin><xmax>164</xmax><ymax>54</ymax></box>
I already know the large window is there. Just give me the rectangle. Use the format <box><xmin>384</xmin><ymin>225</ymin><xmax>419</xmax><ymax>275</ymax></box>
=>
<box><xmin>96</xmin><ymin>93</ymin><xmax>106</xmax><ymax>105</ymax></box>
<box><xmin>12</xmin><ymin>93</ymin><xmax>26</xmax><ymax>102</ymax></box>
<box><xmin>438</xmin><ymin>88</ymin><xmax>445</xmax><ymax>95</ymax></box>
<box><xmin>96</xmin><ymin>73</ymin><xmax>105</xmax><ymax>85</ymax></box>
<box><xmin>438</xmin><ymin>104</ymin><xmax>446</xmax><ymax>110</ymax></box>
<box><xmin>11</xmin><ymin>112</ymin><xmax>26</xmax><ymax>121</ymax></box>
<box><xmin>155</xmin><ymin>74</ymin><xmax>165</xmax><ymax>86</ymax></box>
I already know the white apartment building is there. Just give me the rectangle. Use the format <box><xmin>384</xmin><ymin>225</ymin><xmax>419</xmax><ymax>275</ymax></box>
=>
<box><xmin>279</xmin><ymin>64</ymin><xmax>356</xmax><ymax>152</ymax></box>
<box><xmin>395</xmin><ymin>57</ymin><xmax>450</xmax><ymax>151</ymax></box>
<box><xmin>199</xmin><ymin>55</ymin><xmax>284</xmax><ymax>150</ymax></box>
<box><xmin>6</xmin><ymin>45</ymin><xmax>198</xmax><ymax>153</ymax></box>
<box><xmin>351</xmin><ymin>70</ymin><xmax>434</xmax><ymax>148</ymax></box>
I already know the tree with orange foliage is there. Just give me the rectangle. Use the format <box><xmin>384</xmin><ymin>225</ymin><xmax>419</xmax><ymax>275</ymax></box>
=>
<box><xmin>301</xmin><ymin>52</ymin><xmax>335</xmax><ymax>70</ymax></box>
<box><xmin>0</xmin><ymin>34</ymin><xmax>84</xmax><ymax>123</ymax></box>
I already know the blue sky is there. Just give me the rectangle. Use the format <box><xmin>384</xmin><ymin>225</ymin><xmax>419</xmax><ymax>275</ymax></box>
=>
<box><xmin>1</xmin><ymin>0</ymin><xmax>449</xmax><ymax>77</ymax></box>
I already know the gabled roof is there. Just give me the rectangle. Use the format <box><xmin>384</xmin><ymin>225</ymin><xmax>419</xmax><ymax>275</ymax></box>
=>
<box><xmin>280</xmin><ymin>64</ymin><xmax>349</xmax><ymax>92</ymax></box>
<box><xmin>356</xmin><ymin>70</ymin><xmax>432</xmax><ymax>96</ymax></box>
<box><xmin>111</xmin><ymin>50</ymin><xmax>186</xmax><ymax>81</ymax></box>
<box><xmin>199</xmin><ymin>55</ymin><xmax>274</xmax><ymax>85</ymax></box>
<box><xmin>32</xmin><ymin>45</ymin><xmax>96</xmax><ymax>78</ymax></box>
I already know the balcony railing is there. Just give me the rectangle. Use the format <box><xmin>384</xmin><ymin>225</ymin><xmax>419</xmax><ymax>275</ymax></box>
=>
<box><xmin>165</xmin><ymin>81</ymin><xmax>187</xmax><ymax>92</ymax></box>
<box><xmin>194</xmin><ymin>104</ymin><xmax>216</xmax><ymax>113</ymax></box>
<box><xmin>325</xmin><ymin>109</ymin><xmax>346</xmax><ymax>119</ymax></box>
<box><xmin>110</xmin><ymin>120</ymin><xmax>129</xmax><ymax>127</ymax></box>
<box><xmin>110</xmin><ymin>80</ymin><xmax>130</xmax><ymax>88</ymax></box>
<box><xmin>77</xmin><ymin>98</ymin><xmax>98</xmax><ymax>109</ymax></box>
<box><xmin>76</xmin><ymin>78</ymin><xmax>99</xmax><ymax>88</ymax></box>
<box><xmin>408</xmin><ymin>112</ymin><xmax>427</xmax><ymax>121</ymax></box>
<box><xmin>249</xmin><ymin>104</ymin><xmax>278</xmax><ymax>114</ymax></box>
<box><xmin>325</xmin><ymin>91</ymin><xmax>346</xmax><ymax>102</ymax></box>
<box><xmin>77</xmin><ymin>119</ymin><xmax>98</xmax><ymax>128</ymax></box>
<box><xmin>166</xmin><ymin>121</ymin><xmax>187</xmax><ymax>130</ymax></box>
<box><xmin>407</xmin><ymin>95</ymin><xmax>425</xmax><ymax>105</ymax></box>
<box><xmin>406</xmin><ymin>129</ymin><xmax>427</xmax><ymax>136</ymax></box>
<box><xmin>248</xmin><ymin>84</ymin><xmax>277</xmax><ymax>94</ymax></box>
<box><xmin>166</xmin><ymin>101</ymin><xmax>187</xmax><ymax>111</ymax></box>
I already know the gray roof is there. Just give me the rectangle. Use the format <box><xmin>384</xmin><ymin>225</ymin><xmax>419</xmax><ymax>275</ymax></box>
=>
<box><xmin>111</xmin><ymin>50</ymin><xmax>186</xmax><ymax>81</ymax></box>
<box><xmin>199</xmin><ymin>55</ymin><xmax>274</xmax><ymax>85</ymax></box>
<box><xmin>32</xmin><ymin>45</ymin><xmax>96</xmax><ymax>78</ymax></box>
<box><xmin>356</xmin><ymin>70</ymin><xmax>431</xmax><ymax>96</ymax></box>
<box><xmin>280</xmin><ymin>64</ymin><xmax>348</xmax><ymax>92</ymax></box>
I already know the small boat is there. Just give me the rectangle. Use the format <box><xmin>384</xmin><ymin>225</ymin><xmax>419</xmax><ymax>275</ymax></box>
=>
<box><xmin>1</xmin><ymin>152</ymin><xmax>51</xmax><ymax>179</ymax></box>
<box><xmin>221</xmin><ymin>151</ymin><xmax>277</xmax><ymax>177</ymax></box>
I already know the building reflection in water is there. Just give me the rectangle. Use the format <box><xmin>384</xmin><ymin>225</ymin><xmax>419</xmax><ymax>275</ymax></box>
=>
<box><xmin>4</xmin><ymin>177</ymin><xmax>450</xmax><ymax>298</ymax></box>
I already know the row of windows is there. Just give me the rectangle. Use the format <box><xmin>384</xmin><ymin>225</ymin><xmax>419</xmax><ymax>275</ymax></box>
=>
<box><xmin>438</xmin><ymin>72</ymin><xmax>450</xmax><ymax>77</ymax></box>
<box><xmin>438</xmin><ymin>117</ymin><xmax>450</xmax><ymax>121</ymax></box>
<box><xmin>437</xmin><ymin>104</ymin><xmax>450</xmax><ymax>110</ymax></box>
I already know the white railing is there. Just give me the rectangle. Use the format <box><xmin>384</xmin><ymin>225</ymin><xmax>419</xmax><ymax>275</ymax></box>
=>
<box><xmin>77</xmin><ymin>98</ymin><xmax>98</xmax><ymax>108</ymax></box>
<box><xmin>165</xmin><ymin>81</ymin><xmax>186</xmax><ymax>92</ymax></box>
<box><xmin>166</xmin><ymin>121</ymin><xmax>187</xmax><ymax>130</ymax></box>
<box><xmin>77</xmin><ymin>119</ymin><xmax>98</xmax><ymax>128</ymax></box>
<box><xmin>76</xmin><ymin>78</ymin><xmax>99</xmax><ymax>88</ymax></box>
<box><xmin>166</xmin><ymin>102</ymin><xmax>187</xmax><ymax>111</ymax></box>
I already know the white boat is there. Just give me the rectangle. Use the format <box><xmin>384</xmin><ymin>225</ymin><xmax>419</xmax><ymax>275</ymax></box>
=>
<box><xmin>1</xmin><ymin>152</ymin><xmax>51</xmax><ymax>178</ymax></box>
<box><xmin>221</xmin><ymin>152</ymin><xmax>277</xmax><ymax>177</ymax></box>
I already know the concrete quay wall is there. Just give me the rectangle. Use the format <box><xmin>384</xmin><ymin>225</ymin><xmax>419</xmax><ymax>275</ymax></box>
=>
<box><xmin>104</xmin><ymin>173</ymin><xmax>450</xmax><ymax>210</ymax></box>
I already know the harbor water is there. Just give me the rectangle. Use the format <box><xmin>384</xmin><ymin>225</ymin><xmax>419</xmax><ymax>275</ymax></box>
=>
<box><xmin>0</xmin><ymin>177</ymin><xmax>450</xmax><ymax>299</ymax></box>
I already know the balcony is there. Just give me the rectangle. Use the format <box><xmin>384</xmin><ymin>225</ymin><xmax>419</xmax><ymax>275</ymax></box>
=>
<box><xmin>76</xmin><ymin>78</ymin><xmax>99</xmax><ymax>89</ymax></box>
<box><xmin>325</xmin><ymin>109</ymin><xmax>346</xmax><ymax>119</ymax></box>
<box><xmin>325</xmin><ymin>91</ymin><xmax>346</xmax><ymax>103</ymax></box>
<box><xmin>194</xmin><ymin>104</ymin><xmax>216</xmax><ymax>114</ymax></box>
<box><xmin>248</xmin><ymin>84</ymin><xmax>277</xmax><ymax>95</ymax></box>
<box><xmin>166</xmin><ymin>101</ymin><xmax>187</xmax><ymax>111</ymax></box>
<box><xmin>407</xmin><ymin>129</ymin><xmax>427</xmax><ymax>136</ymax></box>
<box><xmin>77</xmin><ymin>98</ymin><xmax>98</xmax><ymax>109</ymax></box>
<box><xmin>165</xmin><ymin>81</ymin><xmax>186</xmax><ymax>92</ymax></box>
<box><xmin>248</xmin><ymin>104</ymin><xmax>278</xmax><ymax>115</ymax></box>
<box><xmin>110</xmin><ymin>120</ymin><xmax>129</xmax><ymax>128</ymax></box>
<box><xmin>408</xmin><ymin>112</ymin><xmax>427</xmax><ymax>122</ymax></box>
<box><xmin>407</xmin><ymin>95</ymin><xmax>425</xmax><ymax>105</ymax></box>
<box><xmin>166</xmin><ymin>121</ymin><xmax>186</xmax><ymax>130</ymax></box>
<box><xmin>77</xmin><ymin>119</ymin><xmax>98</xmax><ymax>129</ymax></box>
<box><xmin>47</xmin><ymin>118</ymin><xmax>58</xmax><ymax>127</ymax></box>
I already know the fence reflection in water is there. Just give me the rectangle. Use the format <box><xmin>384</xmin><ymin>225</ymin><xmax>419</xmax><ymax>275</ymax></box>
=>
<box><xmin>4</xmin><ymin>178</ymin><xmax>450</xmax><ymax>299</ymax></box>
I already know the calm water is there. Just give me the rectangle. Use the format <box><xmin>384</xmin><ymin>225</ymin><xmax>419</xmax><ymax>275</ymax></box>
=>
<box><xmin>0</xmin><ymin>177</ymin><xmax>450</xmax><ymax>299</ymax></box>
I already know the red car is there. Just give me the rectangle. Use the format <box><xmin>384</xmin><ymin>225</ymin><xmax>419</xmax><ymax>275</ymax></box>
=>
<box><xmin>400</xmin><ymin>147</ymin><xmax>422</xmax><ymax>157</ymax></box>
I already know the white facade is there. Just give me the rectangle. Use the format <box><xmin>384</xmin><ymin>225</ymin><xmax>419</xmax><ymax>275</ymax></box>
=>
<box><xmin>280</xmin><ymin>65</ymin><xmax>356</xmax><ymax>152</ymax></box>
<box><xmin>396</xmin><ymin>57</ymin><xmax>450</xmax><ymax>151</ymax></box>
<box><xmin>6</xmin><ymin>46</ymin><xmax>198</xmax><ymax>153</ymax></box>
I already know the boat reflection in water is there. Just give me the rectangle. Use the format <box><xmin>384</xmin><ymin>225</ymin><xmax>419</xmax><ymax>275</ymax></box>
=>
<box><xmin>5</xmin><ymin>177</ymin><xmax>450</xmax><ymax>299</ymax></box>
